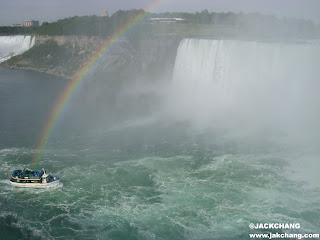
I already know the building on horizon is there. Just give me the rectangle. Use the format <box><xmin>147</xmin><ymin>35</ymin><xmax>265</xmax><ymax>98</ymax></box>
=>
<box><xmin>11</xmin><ymin>24</ymin><xmax>23</xmax><ymax>27</ymax></box>
<box><xmin>24</xmin><ymin>20</ymin><xmax>39</xmax><ymax>27</ymax></box>
<box><xmin>102</xmin><ymin>10</ymin><xmax>109</xmax><ymax>17</ymax></box>
<box><xmin>147</xmin><ymin>18</ymin><xmax>185</xmax><ymax>24</ymax></box>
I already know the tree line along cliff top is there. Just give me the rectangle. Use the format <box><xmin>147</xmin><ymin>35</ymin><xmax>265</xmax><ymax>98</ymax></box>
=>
<box><xmin>1</xmin><ymin>9</ymin><xmax>320</xmax><ymax>38</ymax></box>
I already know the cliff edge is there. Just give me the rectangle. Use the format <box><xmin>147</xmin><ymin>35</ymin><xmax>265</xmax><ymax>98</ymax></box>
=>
<box><xmin>1</xmin><ymin>35</ymin><xmax>181</xmax><ymax>80</ymax></box>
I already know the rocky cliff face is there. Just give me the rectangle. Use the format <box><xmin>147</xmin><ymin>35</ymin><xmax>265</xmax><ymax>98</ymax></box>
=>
<box><xmin>35</xmin><ymin>35</ymin><xmax>105</xmax><ymax>50</ymax></box>
<box><xmin>138</xmin><ymin>37</ymin><xmax>181</xmax><ymax>81</ymax></box>
<box><xmin>1</xmin><ymin>35</ymin><xmax>182</xmax><ymax>80</ymax></box>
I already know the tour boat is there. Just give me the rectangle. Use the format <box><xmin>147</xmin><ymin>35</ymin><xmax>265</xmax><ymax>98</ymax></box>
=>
<box><xmin>9</xmin><ymin>169</ymin><xmax>59</xmax><ymax>188</ymax></box>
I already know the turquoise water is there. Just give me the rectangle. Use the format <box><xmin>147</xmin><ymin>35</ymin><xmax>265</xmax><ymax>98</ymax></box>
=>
<box><xmin>0</xmin><ymin>66</ymin><xmax>319</xmax><ymax>239</ymax></box>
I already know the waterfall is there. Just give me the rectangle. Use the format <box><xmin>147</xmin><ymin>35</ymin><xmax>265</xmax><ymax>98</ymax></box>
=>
<box><xmin>169</xmin><ymin>38</ymin><xmax>320</xmax><ymax>139</ymax></box>
<box><xmin>0</xmin><ymin>35</ymin><xmax>35</xmax><ymax>63</ymax></box>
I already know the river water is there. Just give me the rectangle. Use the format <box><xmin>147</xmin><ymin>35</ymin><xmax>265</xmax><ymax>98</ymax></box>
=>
<box><xmin>0</xmin><ymin>38</ymin><xmax>320</xmax><ymax>239</ymax></box>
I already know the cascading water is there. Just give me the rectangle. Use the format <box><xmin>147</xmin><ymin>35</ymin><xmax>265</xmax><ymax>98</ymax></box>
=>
<box><xmin>170</xmin><ymin>38</ymin><xmax>320</xmax><ymax>142</ymax></box>
<box><xmin>0</xmin><ymin>35</ymin><xmax>35</xmax><ymax>63</ymax></box>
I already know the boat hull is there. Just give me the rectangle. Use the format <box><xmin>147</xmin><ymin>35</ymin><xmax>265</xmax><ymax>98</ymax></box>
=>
<box><xmin>9</xmin><ymin>180</ymin><xmax>60</xmax><ymax>188</ymax></box>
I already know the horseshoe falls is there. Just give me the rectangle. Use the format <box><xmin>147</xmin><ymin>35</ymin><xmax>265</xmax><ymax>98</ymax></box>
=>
<box><xmin>0</xmin><ymin>38</ymin><xmax>320</xmax><ymax>239</ymax></box>
<box><xmin>0</xmin><ymin>35</ymin><xmax>35</xmax><ymax>62</ymax></box>
<box><xmin>170</xmin><ymin>39</ymin><xmax>320</xmax><ymax>140</ymax></box>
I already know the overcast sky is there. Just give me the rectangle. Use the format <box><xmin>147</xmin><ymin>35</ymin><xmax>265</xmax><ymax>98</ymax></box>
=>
<box><xmin>0</xmin><ymin>0</ymin><xmax>319</xmax><ymax>26</ymax></box>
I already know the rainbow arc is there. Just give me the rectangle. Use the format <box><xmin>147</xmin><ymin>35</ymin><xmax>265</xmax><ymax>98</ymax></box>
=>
<box><xmin>33</xmin><ymin>0</ymin><xmax>169</xmax><ymax>164</ymax></box>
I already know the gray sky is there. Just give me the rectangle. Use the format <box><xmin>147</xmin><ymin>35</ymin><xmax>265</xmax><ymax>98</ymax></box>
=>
<box><xmin>0</xmin><ymin>0</ymin><xmax>319</xmax><ymax>26</ymax></box>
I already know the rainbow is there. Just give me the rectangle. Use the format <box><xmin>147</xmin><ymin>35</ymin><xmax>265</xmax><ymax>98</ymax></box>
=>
<box><xmin>33</xmin><ymin>0</ymin><xmax>169</xmax><ymax>165</ymax></box>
